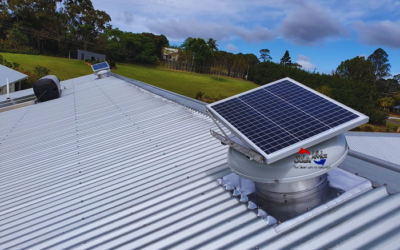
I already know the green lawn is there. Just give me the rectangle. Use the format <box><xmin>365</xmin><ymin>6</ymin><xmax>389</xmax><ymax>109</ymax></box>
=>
<box><xmin>112</xmin><ymin>63</ymin><xmax>258</xmax><ymax>100</ymax></box>
<box><xmin>0</xmin><ymin>53</ymin><xmax>258</xmax><ymax>100</ymax></box>
<box><xmin>0</xmin><ymin>52</ymin><xmax>92</xmax><ymax>81</ymax></box>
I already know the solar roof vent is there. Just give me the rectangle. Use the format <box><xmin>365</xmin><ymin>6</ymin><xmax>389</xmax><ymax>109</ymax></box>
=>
<box><xmin>33</xmin><ymin>75</ymin><xmax>61</xmax><ymax>102</ymax></box>
<box><xmin>207</xmin><ymin>77</ymin><xmax>369</xmax><ymax>221</ymax></box>
<box><xmin>91</xmin><ymin>62</ymin><xmax>110</xmax><ymax>79</ymax></box>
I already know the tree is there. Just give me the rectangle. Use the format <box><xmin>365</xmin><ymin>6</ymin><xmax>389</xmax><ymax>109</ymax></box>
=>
<box><xmin>142</xmin><ymin>32</ymin><xmax>169</xmax><ymax>59</ymax></box>
<box><xmin>210</xmin><ymin>64</ymin><xmax>227</xmax><ymax>80</ymax></box>
<box><xmin>394</xmin><ymin>91</ymin><xmax>400</xmax><ymax>106</ymax></box>
<box><xmin>61</xmin><ymin>0</ymin><xmax>111</xmax><ymax>51</ymax></box>
<box><xmin>5</xmin><ymin>27</ymin><xmax>29</xmax><ymax>49</ymax></box>
<box><xmin>207</xmin><ymin>38</ymin><xmax>218</xmax><ymax>52</ymax></box>
<box><xmin>105</xmin><ymin>28</ymin><xmax>157</xmax><ymax>63</ymax></box>
<box><xmin>394</xmin><ymin>74</ymin><xmax>400</xmax><ymax>83</ymax></box>
<box><xmin>6</xmin><ymin>0</ymin><xmax>63</xmax><ymax>52</ymax></box>
<box><xmin>335</xmin><ymin>56</ymin><xmax>375</xmax><ymax>85</ymax></box>
<box><xmin>259</xmin><ymin>49</ymin><xmax>272</xmax><ymax>62</ymax></box>
<box><xmin>280</xmin><ymin>50</ymin><xmax>291</xmax><ymax>66</ymax></box>
<box><xmin>378</xmin><ymin>97</ymin><xmax>395</xmax><ymax>110</ymax></box>
<box><xmin>368</xmin><ymin>48</ymin><xmax>391</xmax><ymax>80</ymax></box>
<box><xmin>290</xmin><ymin>63</ymin><xmax>302</xmax><ymax>69</ymax></box>
<box><xmin>316</xmin><ymin>85</ymin><xmax>332</xmax><ymax>97</ymax></box>
<box><xmin>181</xmin><ymin>37</ymin><xmax>212</xmax><ymax>65</ymax></box>
<box><xmin>243</xmin><ymin>53</ymin><xmax>260</xmax><ymax>66</ymax></box>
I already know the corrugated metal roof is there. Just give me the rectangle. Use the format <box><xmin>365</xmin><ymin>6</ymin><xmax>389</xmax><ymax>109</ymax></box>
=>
<box><xmin>345</xmin><ymin>132</ymin><xmax>400</xmax><ymax>166</ymax></box>
<box><xmin>1</xmin><ymin>74</ymin><xmax>400</xmax><ymax>249</ymax></box>
<box><xmin>0</xmin><ymin>87</ymin><xmax>34</xmax><ymax>101</ymax></box>
<box><xmin>0</xmin><ymin>64</ymin><xmax>28</xmax><ymax>88</ymax></box>
<box><xmin>340</xmin><ymin>155</ymin><xmax>400</xmax><ymax>194</ymax></box>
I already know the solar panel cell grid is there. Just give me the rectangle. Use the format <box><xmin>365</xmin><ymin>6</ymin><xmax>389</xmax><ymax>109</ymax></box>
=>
<box><xmin>209</xmin><ymin>79</ymin><xmax>364</xmax><ymax>159</ymax></box>
<box><xmin>92</xmin><ymin>62</ymin><xmax>109</xmax><ymax>72</ymax></box>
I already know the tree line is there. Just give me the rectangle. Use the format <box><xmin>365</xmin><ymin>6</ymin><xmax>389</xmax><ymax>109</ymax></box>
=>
<box><xmin>0</xmin><ymin>0</ymin><xmax>168</xmax><ymax>63</ymax></box>
<box><xmin>167</xmin><ymin>37</ymin><xmax>258</xmax><ymax>80</ymax></box>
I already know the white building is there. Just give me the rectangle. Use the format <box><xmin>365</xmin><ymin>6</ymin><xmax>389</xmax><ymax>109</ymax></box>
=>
<box><xmin>0</xmin><ymin>64</ymin><xmax>28</xmax><ymax>96</ymax></box>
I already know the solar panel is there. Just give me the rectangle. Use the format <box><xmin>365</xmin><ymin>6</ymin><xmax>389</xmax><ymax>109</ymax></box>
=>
<box><xmin>91</xmin><ymin>62</ymin><xmax>109</xmax><ymax>72</ymax></box>
<box><xmin>207</xmin><ymin>78</ymin><xmax>369</xmax><ymax>164</ymax></box>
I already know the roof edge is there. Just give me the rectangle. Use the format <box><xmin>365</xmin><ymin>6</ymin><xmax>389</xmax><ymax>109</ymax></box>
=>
<box><xmin>348</xmin><ymin>149</ymin><xmax>400</xmax><ymax>173</ymax></box>
<box><xmin>111</xmin><ymin>73</ymin><xmax>207</xmax><ymax>114</ymax></box>
<box><xmin>345</xmin><ymin>131</ymin><xmax>400</xmax><ymax>137</ymax></box>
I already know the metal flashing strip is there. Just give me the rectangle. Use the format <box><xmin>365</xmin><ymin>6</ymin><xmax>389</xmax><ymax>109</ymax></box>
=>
<box><xmin>110</xmin><ymin>73</ymin><xmax>207</xmax><ymax>114</ymax></box>
<box><xmin>345</xmin><ymin>131</ymin><xmax>400</xmax><ymax>137</ymax></box>
<box><xmin>348</xmin><ymin>150</ymin><xmax>400</xmax><ymax>173</ymax></box>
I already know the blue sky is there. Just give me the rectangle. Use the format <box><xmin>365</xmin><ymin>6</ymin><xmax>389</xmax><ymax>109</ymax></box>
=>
<box><xmin>93</xmin><ymin>0</ymin><xmax>400</xmax><ymax>75</ymax></box>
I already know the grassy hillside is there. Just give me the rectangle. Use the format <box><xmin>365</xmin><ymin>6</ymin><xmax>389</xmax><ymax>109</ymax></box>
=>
<box><xmin>0</xmin><ymin>53</ymin><xmax>257</xmax><ymax>100</ymax></box>
<box><xmin>112</xmin><ymin>63</ymin><xmax>258</xmax><ymax>100</ymax></box>
<box><xmin>0</xmin><ymin>53</ymin><xmax>92</xmax><ymax>80</ymax></box>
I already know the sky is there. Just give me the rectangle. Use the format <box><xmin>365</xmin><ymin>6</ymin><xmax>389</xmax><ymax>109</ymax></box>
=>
<box><xmin>93</xmin><ymin>0</ymin><xmax>400</xmax><ymax>75</ymax></box>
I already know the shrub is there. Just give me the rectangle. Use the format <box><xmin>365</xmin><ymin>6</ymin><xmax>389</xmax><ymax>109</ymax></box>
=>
<box><xmin>18</xmin><ymin>68</ymin><xmax>40</xmax><ymax>89</ymax></box>
<box><xmin>108</xmin><ymin>60</ymin><xmax>117</xmax><ymax>69</ymax></box>
<box><xmin>34</xmin><ymin>65</ymin><xmax>51</xmax><ymax>78</ymax></box>
<box><xmin>12</xmin><ymin>62</ymin><xmax>20</xmax><ymax>69</ymax></box>
<box><xmin>350</xmin><ymin>127</ymin><xmax>361</xmax><ymax>131</ymax></box>
<box><xmin>85</xmin><ymin>59</ymin><xmax>90</xmax><ymax>63</ymax></box>
<box><xmin>363</xmin><ymin>125</ymin><xmax>374</xmax><ymax>132</ymax></box>
<box><xmin>4</xmin><ymin>59</ymin><xmax>13</xmax><ymax>68</ymax></box>
<box><xmin>195</xmin><ymin>91</ymin><xmax>205</xmax><ymax>100</ymax></box>
<box><xmin>364</xmin><ymin>108</ymin><xmax>388</xmax><ymax>125</ymax></box>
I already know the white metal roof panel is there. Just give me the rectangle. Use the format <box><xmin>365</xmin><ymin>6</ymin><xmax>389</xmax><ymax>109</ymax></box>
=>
<box><xmin>340</xmin><ymin>155</ymin><xmax>400</xmax><ymax>194</ymax></box>
<box><xmin>345</xmin><ymin>132</ymin><xmax>400</xmax><ymax>166</ymax></box>
<box><xmin>1</xmin><ymin>74</ymin><xmax>400</xmax><ymax>249</ymax></box>
<box><xmin>0</xmin><ymin>64</ymin><xmax>28</xmax><ymax>88</ymax></box>
<box><xmin>0</xmin><ymin>87</ymin><xmax>34</xmax><ymax>100</ymax></box>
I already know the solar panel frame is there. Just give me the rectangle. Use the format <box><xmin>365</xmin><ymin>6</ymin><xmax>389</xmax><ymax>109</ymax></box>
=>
<box><xmin>206</xmin><ymin>77</ymin><xmax>369</xmax><ymax>164</ymax></box>
<box><xmin>91</xmin><ymin>62</ymin><xmax>110</xmax><ymax>72</ymax></box>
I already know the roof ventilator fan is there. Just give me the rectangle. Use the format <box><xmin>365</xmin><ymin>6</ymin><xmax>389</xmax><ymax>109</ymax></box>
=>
<box><xmin>206</xmin><ymin>78</ymin><xmax>369</xmax><ymax>221</ymax></box>
<box><xmin>33</xmin><ymin>75</ymin><xmax>61</xmax><ymax>102</ymax></box>
<box><xmin>91</xmin><ymin>62</ymin><xmax>110</xmax><ymax>79</ymax></box>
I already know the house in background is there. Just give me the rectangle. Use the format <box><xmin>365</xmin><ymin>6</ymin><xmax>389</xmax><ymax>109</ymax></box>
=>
<box><xmin>69</xmin><ymin>50</ymin><xmax>106</xmax><ymax>62</ymax></box>
<box><xmin>394</xmin><ymin>105</ymin><xmax>400</xmax><ymax>114</ymax></box>
<box><xmin>0</xmin><ymin>64</ymin><xmax>28</xmax><ymax>96</ymax></box>
<box><xmin>163</xmin><ymin>47</ymin><xmax>179</xmax><ymax>61</ymax></box>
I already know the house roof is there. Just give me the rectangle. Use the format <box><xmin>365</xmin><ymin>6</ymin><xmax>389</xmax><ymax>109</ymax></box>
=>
<box><xmin>0</xmin><ymin>64</ymin><xmax>28</xmax><ymax>88</ymax></box>
<box><xmin>1</xmin><ymin>74</ymin><xmax>399</xmax><ymax>249</ymax></box>
<box><xmin>164</xmin><ymin>47</ymin><xmax>179</xmax><ymax>53</ymax></box>
<box><xmin>345</xmin><ymin>131</ymin><xmax>400</xmax><ymax>166</ymax></box>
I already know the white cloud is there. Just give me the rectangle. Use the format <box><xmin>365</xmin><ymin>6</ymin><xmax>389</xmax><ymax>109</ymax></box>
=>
<box><xmin>226</xmin><ymin>43</ymin><xmax>239</xmax><ymax>52</ymax></box>
<box><xmin>354</xmin><ymin>20</ymin><xmax>400</xmax><ymax>48</ymax></box>
<box><xmin>116</xmin><ymin>11</ymin><xmax>134</xmax><ymax>25</ymax></box>
<box><xmin>92</xmin><ymin>0</ymin><xmax>400</xmax><ymax>48</ymax></box>
<box><xmin>279</xmin><ymin>4</ymin><xmax>347</xmax><ymax>45</ymax></box>
<box><xmin>297</xmin><ymin>54</ymin><xmax>315</xmax><ymax>70</ymax></box>
<box><xmin>147</xmin><ymin>18</ymin><xmax>275</xmax><ymax>43</ymax></box>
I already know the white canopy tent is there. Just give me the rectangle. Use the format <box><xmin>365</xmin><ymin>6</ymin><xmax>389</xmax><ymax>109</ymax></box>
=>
<box><xmin>0</xmin><ymin>64</ymin><xmax>28</xmax><ymax>97</ymax></box>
